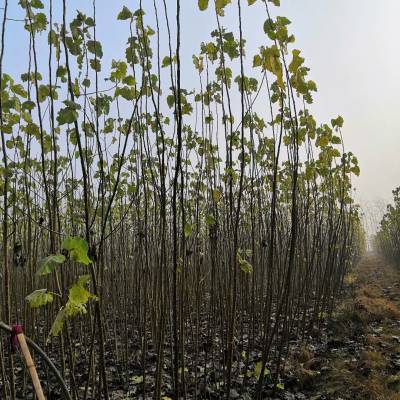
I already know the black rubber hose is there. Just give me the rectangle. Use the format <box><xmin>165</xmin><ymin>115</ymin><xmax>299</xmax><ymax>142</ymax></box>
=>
<box><xmin>0</xmin><ymin>321</ymin><xmax>72</xmax><ymax>400</ymax></box>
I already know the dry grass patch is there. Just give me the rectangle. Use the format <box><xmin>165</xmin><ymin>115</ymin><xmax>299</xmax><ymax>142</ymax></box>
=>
<box><xmin>356</xmin><ymin>295</ymin><xmax>400</xmax><ymax>321</ymax></box>
<box><xmin>360</xmin><ymin>351</ymin><xmax>386</xmax><ymax>370</ymax></box>
<box><xmin>294</xmin><ymin>344</ymin><xmax>315</xmax><ymax>364</ymax></box>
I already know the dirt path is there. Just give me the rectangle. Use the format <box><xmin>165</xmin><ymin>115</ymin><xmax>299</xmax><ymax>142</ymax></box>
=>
<box><xmin>293</xmin><ymin>255</ymin><xmax>400</xmax><ymax>400</ymax></box>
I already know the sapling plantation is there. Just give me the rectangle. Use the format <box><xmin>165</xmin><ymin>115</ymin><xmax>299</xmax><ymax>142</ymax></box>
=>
<box><xmin>0</xmin><ymin>0</ymin><xmax>363</xmax><ymax>399</ymax></box>
<box><xmin>375</xmin><ymin>188</ymin><xmax>400</xmax><ymax>264</ymax></box>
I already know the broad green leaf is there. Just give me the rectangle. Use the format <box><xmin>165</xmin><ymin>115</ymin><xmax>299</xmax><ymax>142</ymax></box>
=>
<box><xmin>262</xmin><ymin>45</ymin><xmax>285</xmax><ymax>89</ymax></box>
<box><xmin>61</xmin><ymin>237</ymin><xmax>92</xmax><ymax>265</ymax></box>
<box><xmin>331</xmin><ymin>135</ymin><xmax>341</xmax><ymax>144</ymax></box>
<box><xmin>122</xmin><ymin>75</ymin><xmax>135</xmax><ymax>85</ymax></box>
<box><xmin>31</xmin><ymin>0</ymin><xmax>44</xmax><ymax>8</ymax></box>
<box><xmin>215</xmin><ymin>0</ymin><xmax>231</xmax><ymax>16</ymax></box>
<box><xmin>254</xmin><ymin>361</ymin><xmax>270</xmax><ymax>378</ymax></box>
<box><xmin>82</xmin><ymin>78</ymin><xmax>91</xmax><ymax>88</ymax></box>
<box><xmin>116</xmin><ymin>86</ymin><xmax>137</xmax><ymax>101</ymax></box>
<box><xmin>131</xmin><ymin>376</ymin><xmax>144</xmax><ymax>384</ymax></box>
<box><xmin>253</xmin><ymin>54</ymin><xmax>262</xmax><ymax>68</ymax></box>
<box><xmin>57</xmin><ymin>107</ymin><xmax>78</xmax><ymax>125</ymax></box>
<box><xmin>68</xmin><ymin>276</ymin><xmax>95</xmax><ymax>304</ymax></box>
<box><xmin>237</xmin><ymin>251</ymin><xmax>253</xmax><ymax>273</ymax></box>
<box><xmin>167</xmin><ymin>94</ymin><xmax>175</xmax><ymax>108</ymax></box>
<box><xmin>276</xmin><ymin>383</ymin><xmax>285</xmax><ymax>390</ymax></box>
<box><xmin>65</xmin><ymin>301</ymin><xmax>88</xmax><ymax>317</ymax></box>
<box><xmin>22</xmin><ymin>100</ymin><xmax>36</xmax><ymax>111</ymax></box>
<box><xmin>11</xmin><ymin>84</ymin><xmax>27</xmax><ymax>98</ymax></box>
<box><xmin>263</xmin><ymin>18</ymin><xmax>275</xmax><ymax>40</ymax></box>
<box><xmin>56</xmin><ymin>66</ymin><xmax>67</xmax><ymax>79</ymax></box>
<box><xmin>331</xmin><ymin>115</ymin><xmax>344</xmax><ymax>129</ymax></box>
<box><xmin>36</xmin><ymin>254</ymin><xmax>66</xmax><ymax>276</ymax></box>
<box><xmin>118</xmin><ymin>6</ymin><xmax>132</xmax><ymax>20</ymax></box>
<box><xmin>90</xmin><ymin>59</ymin><xmax>101</xmax><ymax>72</ymax></box>
<box><xmin>26</xmin><ymin>289</ymin><xmax>54</xmax><ymax>308</ymax></box>
<box><xmin>351</xmin><ymin>165</ymin><xmax>360</xmax><ymax>176</ymax></box>
<box><xmin>289</xmin><ymin>49</ymin><xmax>304</xmax><ymax>73</ymax></box>
<box><xmin>198</xmin><ymin>0</ymin><xmax>209</xmax><ymax>11</ymax></box>
<box><xmin>162</xmin><ymin>56</ymin><xmax>171</xmax><ymax>68</ymax></box>
<box><xmin>329</xmin><ymin>148</ymin><xmax>341</xmax><ymax>158</ymax></box>
<box><xmin>49</xmin><ymin>308</ymin><xmax>66</xmax><ymax>338</ymax></box>
<box><xmin>87</xmin><ymin>40</ymin><xmax>103</xmax><ymax>58</ymax></box>
<box><xmin>239</xmin><ymin>259</ymin><xmax>253</xmax><ymax>273</ymax></box>
<box><xmin>65</xmin><ymin>275</ymin><xmax>96</xmax><ymax>317</ymax></box>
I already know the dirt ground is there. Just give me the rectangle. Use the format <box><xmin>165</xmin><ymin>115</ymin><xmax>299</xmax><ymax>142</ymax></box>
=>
<box><xmin>289</xmin><ymin>254</ymin><xmax>400</xmax><ymax>400</ymax></box>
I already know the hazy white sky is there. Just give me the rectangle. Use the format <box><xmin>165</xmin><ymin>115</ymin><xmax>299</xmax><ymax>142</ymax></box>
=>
<box><xmin>4</xmin><ymin>0</ymin><xmax>400</xmax><ymax>230</ymax></box>
<box><xmin>276</xmin><ymin>1</ymin><xmax>400</xmax><ymax>221</ymax></box>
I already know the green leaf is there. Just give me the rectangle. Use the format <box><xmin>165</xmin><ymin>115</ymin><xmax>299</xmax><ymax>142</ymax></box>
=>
<box><xmin>131</xmin><ymin>375</ymin><xmax>144</xmax><ymax>384</ymax></box>
<box><xmin>118</xmin><ymin>6</ymin><xmax>133</xmax><ymax>20</ymax></box>
<box><xmin>276</xmin><ymin>383</ymin><xmax>285</xmax><ymax>390</ymax></box>
<box><xmin>90</xmin><ymin>59</ymin><xmax>101</xmax><ymax>72</ymax></box>
<box><xmin>65</xmin><ymin>275</ymin><xmax>97</xmax><ymax>317</ymax></box>
<box><xmin>61</xmin><ymin>237</ymin><xmax>92</xmax><ymax>265</ymax></box>
<box><xmin>205</xmin><ymin>215</ymin><xmax>216</xmax><ymax>226</ymax></box>
<box><xmin>254</xmin><ymin>361</ymin><xmax>270</xmax><ymax>378</ymax></box>
<box><xmin>63</xmin><ymin>100</ymin><xmax>81</xmax><ymax>110</ymax></box>
<box><xmin>38</xmin><ymin>84</ymin><xmax>50</xmax><ymax>102</ymax></box>
<box><xmin>22</xmin><ymin>100</ymin><xmax>36</xmax><ymax>111</ymax></box>
<box><xmin>11</xmin><ymin>84</ymin><xmax>27</xmax><ymax>98</ymax></box>
<box><xmin>184</xmin><ymin>223</ymin><xmax>193</xmax><ymax>238</ymax></box>
<box><xmin>331</xmin><ymin>115</ymin><xmax>344</xmax><ymax>129</ymax></box>
<box><xmin>57</xmin><ymin>107</ymin><xmax>78</xmax><ymax>125</ymax></box>
<box><xmin>215</xmin><ymin>0</ymin><xmax>231</xmax><ymax>16</ymax></box>
<box><xmin>49</xmin><ymin>308</ymin><xmax>66</xmax><ymax>338</ymax></box>
<box><xmin>68</xmin><ymin>279</ymin><xmax>94</xmax><ymax>305</ymax></box>
<box><xmin>82</xmin><ymin>78</ymin><xmax>91</xmax><ymax>88</ymax></box>
<box><xmin>248</xmin><ymin>0</ymin><xmax>257</xmax><ymax>4</ymax></box>
<box><xmin>262</xmin><ymin>45</ymin><xmax>285</xmax><ymax>89</ymax></box>
<box><xmin>351</xmin><ymin>165</ymin><xmax>360</xmax><ymax>176</ymax></box>
<box><xmin>268</xmin><ymin>0</ymin><xmax>280</xmax><ymax>6</ymax></box>
<box><xmin>253</xmin><ymin>54</ymin><xmax>262</xmax><ymax>68</ymax></box>
<box><xmin>289</xmin><ymin>49</ymin><xmax>304</xmax><ymax>73</ymax></box>
<box><xmin>198</xmin><ymin>0</ymin><xmax>209</xmax><ymax>11</ymax></box>
<box><xmin>237</xmin><ymin>251</ymin><xmax>253</xmax><ymax>273</ymax></box>
<box><xmin>239</xmin><ymin>259</ymin><xmax>253</xmax><ymax>273</ymax></box>
<box><xmin>31</xmin><ymin>0</ymin><xmax>44</xmax><ymax>8</ymax></box>
<box><xmin>116</xmin><ymin>86</ymin><xmax>136</xmax><ymax>101</ymax></box>
<box><xmin>162</xmin><ymin>56</ymin><xmax>171</xmax><ymax>68</ymax></box>
<box><xmin>167</xmin><ymin>94</ymin><xmax>175</xmax><ymax>108</ymax></box>
<box><xmin>263</xmin><ymin>18</ymin><xmax>275</xmax><ymax>39</ymax></box>
<box><xmin>87</xmin><ymin>40</ymin><xmax>103</xmax><ymax>58</ymax></box>
<box><xmin>212</xmin><ymin>189</ymin><xmax>222</xmax><ymax>203</ymax></box>
<box><xmin>36</xmin><ymin>254</ymin><xmax>66</xmax><ymax>276</ymax></box>
<box><xmin>26</xmin><ymin>289</ymin><xmax>54</xmax><ymax>308</ymax></box>
<box><xmin>122</xmin><ymin>75</ymin><xmax>135</xmax><ymax>85</ymax></box>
